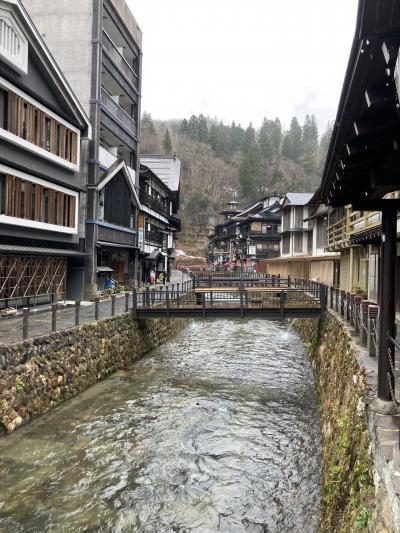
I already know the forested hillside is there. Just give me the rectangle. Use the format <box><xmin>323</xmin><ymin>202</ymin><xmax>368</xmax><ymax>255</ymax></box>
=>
<box><xmin>140</xmin><ymin>113</ymin><xmax>332</xmax><ymax>250</ymax></box>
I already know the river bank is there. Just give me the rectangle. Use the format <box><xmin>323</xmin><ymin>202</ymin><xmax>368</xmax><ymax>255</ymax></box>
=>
<box><xmin>0</xmin><ymin>315</ymin><xmax>187</xmax><ymax>434</ymax></box>
<box><xmin>294</xmin><ymin>310</ymin><xmax>400</xmax><ymax>533</ymax></box>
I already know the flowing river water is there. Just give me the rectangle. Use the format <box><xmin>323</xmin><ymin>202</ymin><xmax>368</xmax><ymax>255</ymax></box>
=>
<box><xmin>0</xmin><ymin>319</ymin><xmax>321</xmax><ymax>532</ymax></box>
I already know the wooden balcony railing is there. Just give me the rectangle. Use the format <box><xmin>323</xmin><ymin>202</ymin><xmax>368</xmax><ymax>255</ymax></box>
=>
<box><xmin>327</xmin><ymin>210</ymin><xmax>383</xmax><ymax>249</ymax></box>
<box><xmin>102</xmin><ymin>30</ymin><xmax>139</xmax><ymax>89</ymax></box>
<box><xmin>100</xmin><ymin>87</ymin><xmax>137</xmax><ymax>137</ymax></box>
<box><xmin>140</xmin><ymin>190</ymin><xmax>168</xmax><ymax>216</ymax></box>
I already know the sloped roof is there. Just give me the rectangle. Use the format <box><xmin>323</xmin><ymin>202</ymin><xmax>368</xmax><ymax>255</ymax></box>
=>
<box><xmin>97</xmin><ymin>159</ymin><xmax>141</xmax><ymax>207</ymax></box>
<box><xmin>140</xmin><ymin>155</ymin><xmax>181</xmax><ymax>191</ymax></box>
<box><xmin>285</xmin><ymin>193</ymin><xmax>314</xmax><ymax>206</ymax></box>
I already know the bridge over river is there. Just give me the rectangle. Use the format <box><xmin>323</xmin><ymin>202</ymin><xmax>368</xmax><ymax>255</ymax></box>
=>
<box><xmin>134</xmin><ymin>275</ymin><xmax>328</xmax><ymax>320</ymax></box>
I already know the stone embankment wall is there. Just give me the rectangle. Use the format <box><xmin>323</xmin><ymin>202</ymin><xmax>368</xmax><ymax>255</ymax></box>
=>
<box><xmin>0</xmin><ymin>316</ymin><xmax>187</xmax><ymax>435</ymax></box>
<box><xmin>294</xmin><ymin>311</ymin><xmax>397</xmax><ymax>533</ymax></box>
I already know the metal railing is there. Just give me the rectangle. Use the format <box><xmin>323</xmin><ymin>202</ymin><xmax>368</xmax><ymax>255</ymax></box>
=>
<box><xmin>102</xmin><ymin>30</ymin><xmax>139</xmax><ymax>89</ymax></box>
<box><xmin>135</xmin><ymin>286</ymin><xmax>325</xmax><ymax>319</ymax></box>
<box><xmin>0</xmin><ymin>280</ymin><xmax>193</xmax><ymax>346</ymax></box>
<box><xmin>100</xmin><ymin>87</ymin><xmax>137</xmax><ymax>136</ymax></box>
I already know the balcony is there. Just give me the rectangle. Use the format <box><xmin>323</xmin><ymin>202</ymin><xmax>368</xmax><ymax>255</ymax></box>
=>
<box><xmin>146</xmin><ymin>230</ymin><xmax>165</xmax><ymax>249</ymax></box>
<box><xmin>102</xmin><ymin>30</ymin><xmax>139</xmax><ymax>90</ymax></box>
<box><xmin>100</xmin><ymin>87</ymin><xmax>137</xmax><ymax>138</ymax></box>
<box><xmin>327</xmin><ymin>211</ymin><xmax>382</xmax><ymax>250</ymax></box>
<box><xmin>140</xmin><ymin>190</ymin><xmax>169</xmax><ymax>217</ymax></box>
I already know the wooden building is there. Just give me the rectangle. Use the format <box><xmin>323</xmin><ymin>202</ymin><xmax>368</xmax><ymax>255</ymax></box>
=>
<box><xmin>206</xmin><ymin>196</ymin><xmax>282</xmax><ymax>269</ymax></box>
<box><xmin>138</xmin><ymin>156</ymin><xmax>181</xmax><ymax>284</ymax></box>
<box><xmin>320</xmin><ymin>0</ymin><xmax>400</xmax><ymax>405</ymax></box>
<box><xmin>24</xmin><ymin>0</ymin><xmax>143</xmax><ymax>295</ymax></box>
<box><xmin>0</xmin><ymin>0</ymin><xmax>91</xmax><ymax>307</ymax></box>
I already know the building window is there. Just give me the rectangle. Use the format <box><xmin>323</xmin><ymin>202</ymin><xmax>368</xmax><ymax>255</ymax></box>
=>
<box><xmin>294</xmin><ymin>233</ymin><xmax>303</xmax><ymax>253</ymax></box>
<box><xmin>4</xmin><ymin>89</ymin><xmax>78</xmax><ymax>165</ymax></box>
<box><xmin>295</xmin><ymin>207</ymin><xmax>303</xmax><ymax>228</ymax></box>
<box><xmin>1</xmin><ymin>173</ymin><xmax>76</xmax><ymax>228</ymax></box>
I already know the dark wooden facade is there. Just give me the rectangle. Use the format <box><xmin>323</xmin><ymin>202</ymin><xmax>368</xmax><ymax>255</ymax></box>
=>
<box><xmin>0</xmin><ymin>0</ymin><xmax>90</xmax><ymax>306</ymax></box>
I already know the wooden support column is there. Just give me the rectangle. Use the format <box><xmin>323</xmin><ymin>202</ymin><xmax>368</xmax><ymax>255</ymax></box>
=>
<box><xmin>377</xmin><ymin>205</ymin><xmax>397</xmax><ymax>403</ymax></box>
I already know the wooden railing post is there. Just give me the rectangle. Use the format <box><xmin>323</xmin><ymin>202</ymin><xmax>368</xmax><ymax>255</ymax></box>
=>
<box><xmin>349</xmin><ymin>293</ymin><xmax>356</xmax><ymax>326</ymax></box>
<box><xmin>368</xmin><ymin>305</ymin><xmax>379</xmax><ymax>357</ymax></box>
<box><xmin>340</xmin><ymin>290</ymin><xmax>345</xmax><ymax>317</ymax></box>
<box><xmin>288</xmin><ymin>275</ymin><xmax>291</xmax><ymax>288</ymax></box>
<box><xmin>330</xmin><ymin>286</ymin><xmax>334</xmax><ymax>309</ymax></box>
<box><xmin>280</xmin><ymin>291</ymin><xmax>285</xmax><ymax>317</ymax></box>
<box><xmin>202</xmin><ymin>292</ymin><xmax>206</xmax><ymax>319</ymax></box>
<box><xmin>319</xmin><ymin>284</ymin><xmax>327</xmax><ymax>312</ymax></box>
<box><xmin>75</xmin><ymin>300</ymin><xmax>81</xmax><ymax>326</ymax></box>
<box><xmin>125</xmin><ymin>291</ymin><xmax>130</xmax><ymax>313</ymax></box>
<box><xmin>346</xmin><ymin>292</ymin><xmax>351</xmax><ymax>322</ymax></box>
<box><xmin>111</xmin><ymin>295</ymin><xmax>116</xmax><ymax>317</ymax></box>
<box><xmin>95</xmin><ymin>297</ymin><xmax>100</xmax><ymax>321</ymax></box>
<box><xmin>132</xmin><ymin>289</ymin><xmax>138</xmax><ymax>319</ymax></box>
<box><xmin>354</xmin><ymin>295</ymin><xmax>363</xmax><ymax>335</ymax></box>
<box><xmin>166</xmin><ymin>287</ymin><xmax>170</xmax><ymax>318</ymax></box>
<box><xmin>22</xmin><ymin>307</ymin><xmax>29</xmax><ymax>340</ymax></box>
<box><xmin>51</xmin><ymin>304</ymin><xmax>57</xmax><ymax>332</ymax></box>
<box><xmin>360</xmin><ymin>300</ymin><xmax>370</xmax><ymax>345</ymax></box>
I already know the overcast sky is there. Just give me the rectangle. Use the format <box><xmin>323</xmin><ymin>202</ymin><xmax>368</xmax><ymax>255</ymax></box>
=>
<box><xmin>128</xmin><ymin>0</ymin><xmax>359</xmax><ymax>132</ymax></box>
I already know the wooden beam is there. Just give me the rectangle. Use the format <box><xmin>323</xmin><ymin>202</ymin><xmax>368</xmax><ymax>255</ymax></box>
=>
<box><xmin>351</xmin><ymin>199</ymin><xmax>400</xmax><ymax>211</ymax></box>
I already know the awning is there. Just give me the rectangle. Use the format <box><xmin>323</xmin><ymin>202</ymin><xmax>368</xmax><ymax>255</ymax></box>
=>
<box><xmin>0</xmin><ymin>244</ymin><xmax>86</xmax><ymax>256</ymax></box>
<box><xmin>96</xmin><ymin>266</ymin><xmax>114</xmax><ymax>273</ymax></box>
<box><xmin>96</xmin><ymin>241</ymin><xmax>138</xmax><ymax>250</ymax></box>
<box><xmin>145</xmin><ymin>250</ymin><xmax>168</xmax><ymax>261</ymax></box>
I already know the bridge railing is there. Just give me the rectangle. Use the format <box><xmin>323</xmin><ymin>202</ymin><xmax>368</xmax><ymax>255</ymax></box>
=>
<box><xmin>194</xmin><ymin>271</ymin><xmax>265</xmax><ymax>279</ymax></box>
<box><xmin>192</xmin><ymin>273</ymin><xmax>293</xmax><ymax>289</ymax></box>
<box><xmin>134</xmin><ymin>285</ymin><xmax>326</xmax><ymax>319</ymax></box>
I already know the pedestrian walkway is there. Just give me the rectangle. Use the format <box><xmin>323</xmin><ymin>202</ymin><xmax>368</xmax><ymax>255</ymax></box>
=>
<box><xmin>0</xmin><ymin>272</ymin><xmax>191</xmax><ymax>346</ymax></box>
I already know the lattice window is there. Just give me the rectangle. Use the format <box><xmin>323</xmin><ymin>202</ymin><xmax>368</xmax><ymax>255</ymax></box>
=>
<box><xmin>1</xmin><ymin>174</ymin><xmax>76</xmax><ymax>228</ymax></box>
<box><xmin>0</xmin><ymin>256</ymin><xmax>67</xmax><ymax>300</ymax></box>
<box><xmin>5</xmin><ymin>90</ymin><xmax>78</xmax><ymax>164</ymax></box>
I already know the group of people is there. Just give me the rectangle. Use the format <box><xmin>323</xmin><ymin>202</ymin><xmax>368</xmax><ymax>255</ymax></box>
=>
<box><xmin>149</xmin><ymin>269</ymin><xmax>167</xmax><ymax>285</ymax></box>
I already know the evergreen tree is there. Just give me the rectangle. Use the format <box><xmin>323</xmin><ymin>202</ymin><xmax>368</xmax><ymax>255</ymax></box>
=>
<box><xmin>179</xmin><ymin>118</ymin><xmax>188</xmax><ymax>137</ymax></box>
<box><xmin>301</xmin><ymin>114</ymin><xmax>319</xmax><ymax>174</ymax></box>
<box><xmin>187</xmin><ymin>115</ymin><xmax>199</xmax><ymax>141</ymax></box>
<box><xmin>197</xmin><ymin>114</ymin><xmax>209</xmax><ymax>143</ymax></box>
<box><xmin>271</xmin><ymin>118</ymin><xmax>282</xmax><ymax>153</ymax></box>
<box><xmin>208</xmin><ymin>123</ymin><xmax>218</xmax><ymax>151</ymax></box>
<box><xmin>243</xmin><ymin>122</ymin><xmax>256</xmax><ymax>153</ymax></box>
<box><xmin>239</xmin><ymin>144</ymin><xmax>265</xmax><ymax>201</ymax></box>
<box><xmin>258</xmin><ymin>117</ymin><xmax>273</xmax><ymax>162</ymax></box>
<box><xmin>163</xmin><ymin>128</ymin><xmax>172</xmax><ymax>153</ymax></box>
<box><xmin>282</xmin><ymin>117</ymin><xmax>302</xmax><ymax>162</ymax></box>
<box><xmin>141</xmin><ymin>111</ymin><xmax>156</xmax><ymax>135</ymax></box>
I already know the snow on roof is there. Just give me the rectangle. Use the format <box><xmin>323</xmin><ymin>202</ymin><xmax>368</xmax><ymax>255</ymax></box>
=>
<box><xmin>140</xmin><ymin>155</ymin><xmax>181</xmax><ymax>191</ymax></box>
<box><xmin>285</xmin><ymin>193</ymin><xmax>314</xmax><ymax>206</ymax></box>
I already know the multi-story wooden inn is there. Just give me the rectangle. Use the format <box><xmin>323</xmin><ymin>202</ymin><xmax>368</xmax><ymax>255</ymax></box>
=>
<box><xmin>25</xmin><ymin>0</ymin><xmax>142</xmax><ymax>295</ymax></box>
<box><xmin>0</xmin><ymin>0</ymin><xmax>91</xmax><ymax>308</ymax></box>
<box><xmin>207</xmin><ymin>196</ymin><xmax>282</xmax><ymax>269</ymax></box>
<box><xmin>138</xmin><ymin>155</ymin><xmax>181</xmax><ymax>284</ymax></box>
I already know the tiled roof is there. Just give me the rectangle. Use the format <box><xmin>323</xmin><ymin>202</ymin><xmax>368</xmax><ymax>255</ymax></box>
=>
<box><xmin>140</xmin><ymin>155</ymin><xmax>181</xmax><ymax>191</ymax></box>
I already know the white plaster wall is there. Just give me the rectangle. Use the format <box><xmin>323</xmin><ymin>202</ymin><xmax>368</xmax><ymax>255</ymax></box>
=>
<box><xmin>23</xmin><ymin>0</ymin><xmax>93</xmax><ymax>115</ymax></box>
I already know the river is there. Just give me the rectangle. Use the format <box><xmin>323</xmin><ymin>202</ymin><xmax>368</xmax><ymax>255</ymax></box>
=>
<box><xmin>0</xmin><ymin>319</ymin><xmax>321</xmax><ymax>532</ymax></box>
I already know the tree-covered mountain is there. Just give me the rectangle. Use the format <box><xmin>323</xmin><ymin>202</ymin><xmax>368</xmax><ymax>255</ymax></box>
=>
<box><xmin>140</xmin><ymin>112</ymin><xmax>332</xmax><ymax>250</ymax></box>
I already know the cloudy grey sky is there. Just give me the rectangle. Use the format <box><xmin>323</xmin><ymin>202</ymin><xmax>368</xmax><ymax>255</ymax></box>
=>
<box><xmin>128</xmin><ymin>0</ymin><xmax>359</xmax><ymax>132</ymax></box>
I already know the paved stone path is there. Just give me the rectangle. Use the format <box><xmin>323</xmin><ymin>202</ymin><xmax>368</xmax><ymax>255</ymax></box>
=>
<box><xmin>0</xmin><ymin>273</ymin><xmax>192</xmax><ymax>346</ymax></box>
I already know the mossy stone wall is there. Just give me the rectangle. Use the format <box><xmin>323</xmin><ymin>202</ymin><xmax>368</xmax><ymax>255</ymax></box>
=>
<box><xmin>294</xmin><ymin>312</ymin><xmax>374</xmax><ymax>532</ymax></box>
<box><xmin>0</xmin><ymin>315</ymin><xmax>187</xmax><ymax>434</ymax></box>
